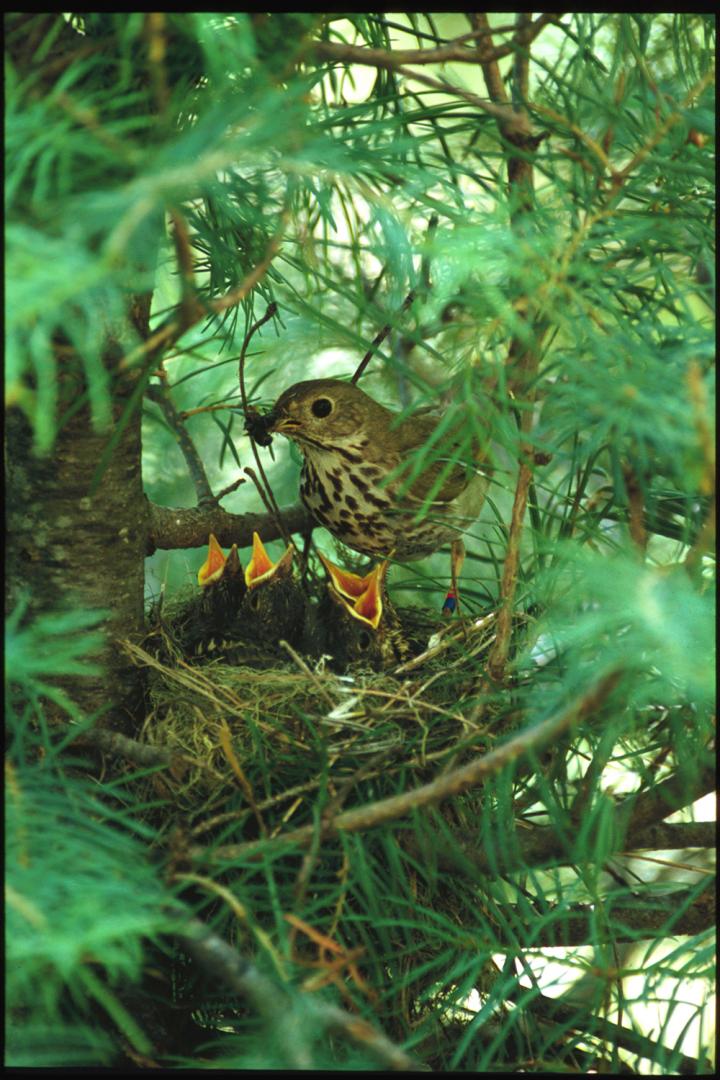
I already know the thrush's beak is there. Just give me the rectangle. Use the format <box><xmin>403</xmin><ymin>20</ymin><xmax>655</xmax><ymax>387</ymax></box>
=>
<box><xmin>268</xmin><ymin>412</ymin><xmax>300</xmax><ymax>435</ymax></box>
<box><xmin>198</xmin><ymin>533</ymin><xmax>227</xmax><ymax>587</ymax></box>
<box><xmin>224</xmin><ymin>543</ymin><xmax>241</xmax><ymax>578</ymax></box>
<box><xmin>318</xmin><ymin>553</ymin><xmax>376</xmax><ymax>601</ymax></box>
<box><xmin>198</xmin><ymin>535</ymin><xmax>244</xmax><ymax>588</ymax></box>
<box><xmin>245</xmin><ymin>531</ymin><xmax>296</xmax><ymax>588</ymax></box>
<box><xmin>327</xmin><ymin>560</ymin><xmax>387</xmax><ymax>630</ymax></box>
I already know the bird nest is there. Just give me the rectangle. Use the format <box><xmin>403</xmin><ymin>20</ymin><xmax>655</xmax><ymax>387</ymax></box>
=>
<box><xmin>123</xmin><ymin>602</ymin><xmax>500</xmax><ymax>835</ymax></box>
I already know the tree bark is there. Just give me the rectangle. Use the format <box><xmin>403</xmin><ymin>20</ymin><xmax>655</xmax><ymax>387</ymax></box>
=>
<box><xmin>6</xmin><ymin>333</ymin><xmax>151</xmax><ymax>733</ymax></box>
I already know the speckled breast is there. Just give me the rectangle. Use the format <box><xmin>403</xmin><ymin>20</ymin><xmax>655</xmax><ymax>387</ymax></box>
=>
<box><xmin>299</xmin><ymin>453</ymin><xmax>469</xmax><ymax>561</ymax></box>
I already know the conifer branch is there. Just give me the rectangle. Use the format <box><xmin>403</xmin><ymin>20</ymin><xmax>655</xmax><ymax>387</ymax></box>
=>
<box><xmin>118</xmin><ymin>214</ymin><xmax>288</xmax><ymax>372</ymax></box>
<box><xmin>177</xmin><ymin>918</ymin><xmax>418</xmax><ymax>1070</ymax></box>
<box><xmin>312</xmin><ymin>14</ymin><xmax>560</xmax><ymax>70</ymax></box>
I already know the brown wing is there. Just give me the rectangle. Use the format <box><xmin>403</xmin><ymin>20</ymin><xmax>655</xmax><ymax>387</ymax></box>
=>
<box><xmin>393</xmin><ymin>412</ymin><xmax>483</xmax><ymax>505</ymax></box>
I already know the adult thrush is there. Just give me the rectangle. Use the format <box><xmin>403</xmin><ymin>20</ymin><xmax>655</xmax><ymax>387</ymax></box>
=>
<box><xmin>264</xmin><ymin>378</ymin><xmax>490</xmax><ymax>596</ymax></box>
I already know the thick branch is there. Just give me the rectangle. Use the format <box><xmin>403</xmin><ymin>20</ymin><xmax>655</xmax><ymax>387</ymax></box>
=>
<box><xmin>147</xmin><ymin>500</ymin><xmax>313</xmax><ymax>556</ymax></box>
<box><xmin>404</xmin><ymin>771</ymin><xmax>717</xmax><ymax>879</ymax></box>
<box><xmin>468</xmin><ymin>12</ymin><xmax>508</xmax><ymax>104</ymax></box>
<box><xmin>465</xmin><ymin>13</ymin><xmax>547</xmax><ymax>682</ymax></box>
<box><xmin>515</xmin><ymin>889</ymin><xmax>715</xmax><ymax>946</ymax></box>
<box><xmin>616</xmin><ymin>761</ymin><xmax>717</xmax><ymax>836</ymax></box>
<box><xmin>529</xmin><ymin>989</ymin><xmax>712</xmax><ymax>1075</ymax></box>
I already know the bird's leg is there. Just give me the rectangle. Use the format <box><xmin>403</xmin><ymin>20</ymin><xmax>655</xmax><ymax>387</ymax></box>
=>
<box><xmin>442</xmin><ymin>538</ymin><xmax>465</xmax><ymax>617</ymax></box>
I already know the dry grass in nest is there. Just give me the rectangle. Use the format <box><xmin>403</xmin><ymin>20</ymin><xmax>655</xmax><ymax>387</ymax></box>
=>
<box><xmin>121</xmin><ymin>607</ymin><xmax>500</xmax><ymax>831</ymax></box>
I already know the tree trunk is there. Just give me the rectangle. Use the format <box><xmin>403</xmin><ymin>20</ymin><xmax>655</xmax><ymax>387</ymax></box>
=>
<box><xmin>6</xmin><ymin>331</ymin><xmax>151</xmax><ymax>734</ymax></box>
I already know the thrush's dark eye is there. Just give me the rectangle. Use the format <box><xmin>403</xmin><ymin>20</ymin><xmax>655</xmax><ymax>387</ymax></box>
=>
<box><xmin>357</xmin><ymin>629</ymin><xmax>372</xmax><ymax>651</ymax></box>
<box><xmin>249</xmin><ymin>591</ymin><xmax>261</xmax><ymax>611</ymax></box>
<box><xmin>311</xmin><ymin>398</ymin><xmax>333</xmax><ymax>418</ymax></box>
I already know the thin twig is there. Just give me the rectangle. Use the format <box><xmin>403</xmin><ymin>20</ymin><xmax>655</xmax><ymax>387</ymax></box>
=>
<box><xmin>179</xmin><ymin>402</ymin><xmax>237</xmax><ymax>420</ymax></box>
<box><xmin>146</xmin><ymin>380</ymin><xmax>215</xmax><ymax>505</ymax></box>
<box><xmin>243</xmin><ymin>467</ymin><xmax>291</xmax><ymax>547</ymax></box>
<box><xmin>685</xmin><ymin>361</ymin><xmax>715</xmax><ymax>577</ymax></box>
<box><xmin>485</xmin><ymin>459</ymin><xmax>532</xmax><ymax>683</ymax></box>
<box><xmin>312</xmin><ymin>14</ymin><xmax>560</xmax><ymax>70</ymax></box>
<box><xmin>168</xmin><ymin>206</ymin><xmax>198</xmax><ymax>325</ymax></box>
<box><xmin>621</xmin><ymin>461</ymin><xmax>649</xmax><ymax>552</ymax></box>
<box><xmin>238</xmin><ymin>303</ymin><xmax>278</xmax><ymax>416</ymax></box>
<box><xmin>279</xmin><ymin>640</ymin><xmax>338</xmax><ymax>710</ymax></box>
<box><xmin>530</xmin><ymin>100</ymin><xmax>612</xmax><ymax>174</ymax></box>
<box><xmin>351</xmin><ymin>290</ymin><xmax>416</xmax><ymax>384</ymax></box>
<box><xmin>238</xmin><ymin>303</ymin><xmax>293</xmax><ymax>546</ymax></box>
<box><xmin>610</xmin><ymin>67</ymin><xmax>715</xmax><ymax>188</ymax></box>
<box><xmin>394</xmin><ymin>64</ymin><xmax>525</xmax><ymax>130</ymax></box>
<box><xmin>144</xmin><ymin>12</ymin><xmax>170</xmax><ymax>113</ymax></box>
<box><xmin>55</xmin><ymin>90</ymin><xmax>137</xmax><ymax>160</ymax></box>
<box><xmin>213</xmin><ymin>476</ymin><xmax>247</xmax><ymax>502</ymax></box>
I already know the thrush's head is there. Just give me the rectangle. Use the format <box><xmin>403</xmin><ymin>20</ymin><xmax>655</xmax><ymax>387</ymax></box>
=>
<box><xmin>268</xmin><ymin>378</ymin><xmax>394</xmax><ymax>451</ymax></box>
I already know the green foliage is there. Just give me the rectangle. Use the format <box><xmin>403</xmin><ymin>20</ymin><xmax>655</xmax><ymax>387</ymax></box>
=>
<box><xmin>5</xmin><ymin>598</ymin><xmax>108</xmax><ymax>726</ymax></box>
<box><xmin>527</xmin><ymin>547</ymin><xmax>715</xmax><ymax>706</ymax></box>
<box><xmin>5</xmin><ymin>764</ymin><xmax>177</xmax><ymax>1066</ymax></box>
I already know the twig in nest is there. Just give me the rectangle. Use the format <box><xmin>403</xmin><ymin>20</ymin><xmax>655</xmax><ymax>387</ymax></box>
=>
<box><xmin>279</xmin><ymin>640</ymin><xmax>337</xmax><ymax>710</ymax></box>
<box><xmin>392</xmin><ymin>610</ymin><xmax>496</xmax><ymax>675</ymax></box>
<box><xmin>218</xmin><ymin>720</ymin><xmax>267</xmax><ymax>837</ymax></box>
<box><xmin>197</xmin><ymin>671</ymin><xmax>622</xmax><ymax>862</ymax></box>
